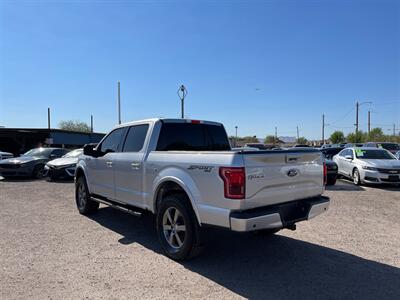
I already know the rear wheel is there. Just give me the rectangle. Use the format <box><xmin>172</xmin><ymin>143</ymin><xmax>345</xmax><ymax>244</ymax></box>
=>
<box><xmin>156</xmin><ymin>194</ymin><xmax>202</xmax><ymax>260</ymax></box>
<box><xmin>353</xmin><ymin>168</ymin><xmax>361</xmax><ymax>186</ymax></box>
<box><xmin>75</xmin><ymin>176</ymin><xmax>99</xmax><ymax>215</ymax></box>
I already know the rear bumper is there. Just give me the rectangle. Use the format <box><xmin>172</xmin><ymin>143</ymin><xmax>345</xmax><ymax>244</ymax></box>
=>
<box><xmin>229</xmin><ymin>196</ymin><xmax>329</xmax><ymax>232</ymax></box>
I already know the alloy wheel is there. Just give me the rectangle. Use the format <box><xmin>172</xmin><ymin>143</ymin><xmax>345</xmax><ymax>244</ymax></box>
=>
<box><xmin>78</xmin><ymin>182</ymin><xmax>87</xmax><ymax>209</ymax></box>
<box><xmin>162</xmin><ymin>207</ymin><xmax>186</xmax><ymax>249</ymax></box>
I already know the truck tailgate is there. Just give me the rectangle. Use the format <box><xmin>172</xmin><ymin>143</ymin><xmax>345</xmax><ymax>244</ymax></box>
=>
<box><xmin>242</xmin><ymin>150</ymin><xmax>324</xmax><ymax>209</ymax></box>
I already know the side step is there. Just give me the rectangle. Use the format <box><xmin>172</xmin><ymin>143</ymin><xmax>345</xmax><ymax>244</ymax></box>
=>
<box><xmin>90</xmin><ymin>194</ymin><xmax>145</xmax><ymax>217</ymax></box>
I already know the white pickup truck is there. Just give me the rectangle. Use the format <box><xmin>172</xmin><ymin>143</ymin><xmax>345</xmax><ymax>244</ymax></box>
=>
<box><xmin>75</xmin><ymin>118</ymin><xmax>329</xmax><ymax>260</ymax></box>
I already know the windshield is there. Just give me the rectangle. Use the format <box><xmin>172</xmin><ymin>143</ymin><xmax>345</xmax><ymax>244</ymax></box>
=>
<box><xmin>63</xmin><ymin>149</ymin><xmax>83</xmax><ymax>158</ymax></box>
<box><xmin>355</xmin><ymin>149</ymin><xmax>395</xmax><ymax>160</ymax></box>
<box><xmin>23</xmin><ymin>148</ymin><xmax>53</xmax><ymax>158</ymax></box>
<box><xmin>379</xmin><ymin>143</ymin><xmax>400</xmax><ymax>151</ymax></box>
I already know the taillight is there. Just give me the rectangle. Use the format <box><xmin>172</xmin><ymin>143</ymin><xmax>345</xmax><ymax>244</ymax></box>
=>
<box><xmin>219</xmin><ymin>167</ymin><xmax>245</xmax><ymax>199</ymax></box>
<box><xmin>323</xmin><ymin>162</ymin><xmax>327</xmax><ymax>185</ymax></box>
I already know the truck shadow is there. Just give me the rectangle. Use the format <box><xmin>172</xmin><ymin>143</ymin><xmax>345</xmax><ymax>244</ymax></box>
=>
<box><xmin>89</xmin><ymin>207</ymin><xmax>400</xmax><ymax>299</ymax></box>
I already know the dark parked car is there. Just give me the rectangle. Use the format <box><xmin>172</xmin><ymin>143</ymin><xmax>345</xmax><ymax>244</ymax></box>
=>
<box><xmin>320</xmin><ymin>148</ymin><xmax>341</xmax><ymax>185</ymax></box>
<box><xmin>0</xmin><ymin>147</ymin><xmax>69</xmax><ymax>179</ymax></box>
<box><xmin>363</xmin><ymin>142</ymin><xmax>400</xmax><ymax>155</ymax></box>
<box><xmin>324</xmin><ymin>159</ymin><xmax>338</xmax><ymax>185</ymax></box>
<box><xmin>320</xmin><ymin>147</ymin><xmax>344</xmax><ymax>160</ymax></box>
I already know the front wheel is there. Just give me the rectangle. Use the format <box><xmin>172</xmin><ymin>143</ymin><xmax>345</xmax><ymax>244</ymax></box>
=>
<box><xmin>156</xmin><ymin>194</ymin><xmax>202</xmax><ymax>261</ymax></box>
<box><xmin>353</xmin><ymin>168</ymin><xmax>361</xmax><ymax>186</ymax></box>
<box><xmin>75</xmin><ymin>176</ymin><xmax>99</xmax><ymax>215</ymax></box>
<box><xmin>32</xmin><ymin>165</ymin><xmax>45</xmax><ymax>179</ymax></box>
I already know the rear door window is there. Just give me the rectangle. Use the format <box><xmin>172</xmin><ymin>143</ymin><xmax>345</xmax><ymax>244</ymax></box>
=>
<box><xmin>122</xmin><ymin>124</ymin><xmax>149</xmax><ymax>152</ymax></box>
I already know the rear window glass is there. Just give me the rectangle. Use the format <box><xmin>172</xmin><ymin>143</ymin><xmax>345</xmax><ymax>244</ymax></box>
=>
<box><xmin>156</xmin><ymin>123</ymin><xmax>230</xmax><ymax>151</ymax></box>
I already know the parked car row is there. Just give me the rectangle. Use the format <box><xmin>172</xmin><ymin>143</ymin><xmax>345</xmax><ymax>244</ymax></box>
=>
<box><xmin>233</xmin><ymin>142</ymin><xmax>400</xmax><ymax>187</ymax></box>
<box><xmin>0</xmin><ymin>147</ymin><xmax>82</xmax><ymax>180</ymax></box>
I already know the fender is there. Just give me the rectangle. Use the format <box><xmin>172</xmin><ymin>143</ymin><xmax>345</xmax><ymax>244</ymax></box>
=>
<box><xmin>152</xmin><ymin>167</ymin><xmax>202</xmax><ymax>225</ymax></box>
<box><xmin>75</xmin><ymin>160</ymin><xmax>92</xmax><ymax>195</ymax></box>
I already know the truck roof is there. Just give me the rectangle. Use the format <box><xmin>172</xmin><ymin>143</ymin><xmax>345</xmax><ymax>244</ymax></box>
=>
<box><xmin>115</xmin><ymin>118</ymin><xmax>223</xmax><ymax>128</ymax></box>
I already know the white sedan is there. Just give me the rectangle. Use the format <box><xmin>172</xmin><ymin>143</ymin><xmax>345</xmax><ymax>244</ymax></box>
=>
<box><xmin>333</xmin><ymin>147</ymin><xmax>400</xmax><ymax>185</ymax></box>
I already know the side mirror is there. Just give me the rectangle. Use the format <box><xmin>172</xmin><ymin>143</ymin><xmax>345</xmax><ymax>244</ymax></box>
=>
<box><xmin>50</xmin><ymin>154</ymin><xmax>58</xmax><ymax>159</ymax></box>
<box><xmin>83</xmin><ymin>143</ymin><xmax>100</xmax><ymax>157</ymax></box>
<box><xmin>345</xmin><ymin>155</ymin><xmax>353</xmax><ymax>160</ymax></box>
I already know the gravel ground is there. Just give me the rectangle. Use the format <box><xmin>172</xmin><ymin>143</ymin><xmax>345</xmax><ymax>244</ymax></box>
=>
<box><xmin>1</xmin><ymin>178</ymin><xmax>399</xmax><ymax>299</ymax></box>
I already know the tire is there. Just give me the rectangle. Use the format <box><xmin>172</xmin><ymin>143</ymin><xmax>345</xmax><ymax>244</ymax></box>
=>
<box><xmin>32</xmin><ymin>164</ymin><xmax>45</xmax><ymax>179</ymax></box>
<box><xmin>353</xmin><ymin>168</ymin><xmax>361</xmax><ymax>186</ymax></box>
<box><xmin>156</xmin><ymin>194</ymin><xmax>202</xmax><ymax>261</ymax></box>
<box><xmin>75</xmin><ymin>176</ymin><xmax>99</xmax><ymax>215</ymax></box>
<box><xmin>326</xmin><ymin>177</ymin><xmax>337</xmax><ymax>186</ymax></box>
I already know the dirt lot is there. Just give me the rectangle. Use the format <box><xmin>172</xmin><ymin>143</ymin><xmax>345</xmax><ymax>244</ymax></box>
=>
<box><xmin>1</xmin><ymin>178</ymin><xmax>399</xmax><ymax>299</ymax></box>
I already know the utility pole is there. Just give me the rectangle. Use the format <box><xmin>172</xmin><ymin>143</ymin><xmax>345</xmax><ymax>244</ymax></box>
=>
<box><xmin>177</xmin><ymin>85</ymin><xmax>187</xmax><ymax>119</ymax></box>
<box><xmin>235</xmin><ymin>126</ymin><xmax>238</xmax><ymax>147</ymax></box>
<box><xmin>394</xmin><ymin>123</ymin><xmax>396</xmax><ymax>137</ymax></box>
<box><xmin>274</xmin><ymin>126</ymin><xmax>278</xmax><ymax>145</ymax></box>
<box><xmin>90</xmin><ymin>115</ymin><xmax>93</xmax><ymax>133</ymax></box>
<box><xmin>47</xmin><ymin>107</ymin><xmax>51</xmax><ymax>130</ymax></box>
<box><xmin>322</xmin><ymin>114</ymin><xmax>325</xmax><ymax>145</ymax></box>
<box><xmin>296</xmin><ymin>126</ymin><xmax>299</xmax><ymax>141</ymax></box>
<box><xmin>368</xmin><ymin>110</ymin><xmax>371</xmax><ymax>136</ymax></box>
<box><xmin>355</xmin><ymin>101</ymin><xmax>359</xmax><ymax>134</ymax></box>
<box><xmin>117</xmin><ymin>81</ymin><xmax>121</xmax><ymax>124</ymax></box>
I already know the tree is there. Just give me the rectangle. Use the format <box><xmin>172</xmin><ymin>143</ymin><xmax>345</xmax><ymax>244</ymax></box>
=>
<box><xmin>297</xmin><ymin>137</ymin><xmax>308</xmax><ymax>145</ymax></box>
<box><xmin>346</xmin><ymin>131</ymin><xmax>366</xmax><ymax>143</ymax></box>
<box><xmin>330</xmin><ymin>131</ymin><xmax>345</xmax><ymax>144</ymax></box>
<box><xmin>264</xmin><ymin>135</ymin><xmax>276</xmax><ymax>143</ymax></box>
<box><xmin>367</xmin><ymin>128</ymin><xmax>384</xmax><ymax>142</ymax></box>
<box><xmin>242</xmin><ymin>136</ymin><xmax>259</xmax><ymax>143</ymax></box>
<box><xmin>59</xmin><ymin>120</ymin><xmax>91</xmax><ymax>133</ymax></box>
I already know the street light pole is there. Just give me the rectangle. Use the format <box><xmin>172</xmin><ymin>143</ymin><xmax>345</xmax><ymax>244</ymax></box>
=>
<box><xmin>322</xmin><ymin>114</ymin><xmax>325</xmax><ymax>145</ymax></box>
<box><xmin>355</xmin><ymin>100</ymin><xmax>372</xmax><ymax>135</ymax></box>
<box><xmin>47</xmin><ymin>107</ymin><xmax>51</xmax><ymax>130</ymax></box>
<box><xmin>368</xmin><ymin>110</ymin><xmax>371</xmax><ymax>136</ymax></box>
<box><xmin>117</xmin><ymin>81</ymin><xmax>121</xmax><ymax>125</ymax></box>
<box><xmin>235</xmin><ymin>126</ymin><xmax>238</xmax><ymax>147</ymax></box>
<box><xmin>177</xmin><ymin>85</ymin><xmax>187</xmax><ymax>119</ymax></box>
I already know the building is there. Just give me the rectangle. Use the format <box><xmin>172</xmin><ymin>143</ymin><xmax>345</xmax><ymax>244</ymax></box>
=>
<box><xmin>0</xmin><ymin>128</ymin><xmax>105</xmax><ymax>156</ymax></box>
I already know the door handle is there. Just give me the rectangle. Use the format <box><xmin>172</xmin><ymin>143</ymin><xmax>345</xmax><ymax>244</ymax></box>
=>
<box><xmin>106</xmin><ymin>161</ymin><xmax>113</xmax><ymax>167</ymax></box>
<box><xmin>131</xmin><ymin>162</ymin><xmax>141</xmax><ymax>169</ymax></box>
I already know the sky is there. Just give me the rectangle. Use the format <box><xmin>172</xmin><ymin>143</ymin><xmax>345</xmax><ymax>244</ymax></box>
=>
<box><xmin>0</xmin><ymin>0</ymin><xmax>399</xmax><ymax>140</ymax></box>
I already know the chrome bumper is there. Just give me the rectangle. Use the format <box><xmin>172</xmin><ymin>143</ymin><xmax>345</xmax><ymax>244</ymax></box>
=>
<box><xmin>230</xmin><ymin>196</ymin><xmax>330</xmax><ymax>232</ymax></box>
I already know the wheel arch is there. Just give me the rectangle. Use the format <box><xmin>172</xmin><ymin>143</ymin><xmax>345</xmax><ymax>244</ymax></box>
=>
<box><xmin>153</xmin><ymin>178</ymin><xmax>202</xmax><ymax>225</ymax></box>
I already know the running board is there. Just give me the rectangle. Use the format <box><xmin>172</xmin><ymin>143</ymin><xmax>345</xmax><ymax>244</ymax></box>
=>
<box><xmin>90</xmin><ymin>194</ymin><xmax>144</xmax><ymax>217</ymax></box>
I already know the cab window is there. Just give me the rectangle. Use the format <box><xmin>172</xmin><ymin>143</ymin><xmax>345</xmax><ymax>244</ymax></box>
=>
<box><xmin>122</xmin><ymin>124</ymin><xmax>149</xmax><ymax>152</ymax></box>
<box><xmin>99</xmin><ymin>128</ymin><xmax>127</xmax><ymax>153</ymax></box>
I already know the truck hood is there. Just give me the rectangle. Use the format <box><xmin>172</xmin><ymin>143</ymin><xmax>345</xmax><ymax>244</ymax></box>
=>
<box><xmin>360</xmin><ymin>159</ymin><xmax>400</xmax><ymax>168</ymax></box>
<box><xmin>47</xmin><ymin>157</ymin><xmax>78</xmax><ymax>167</ymax></box>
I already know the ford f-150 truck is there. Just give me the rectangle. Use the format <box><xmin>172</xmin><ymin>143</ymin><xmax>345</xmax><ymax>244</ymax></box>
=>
<box><xmin>75</xmin><ymin>118</ymin><xmax>329</xmax><ymax>260</ymax></box>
